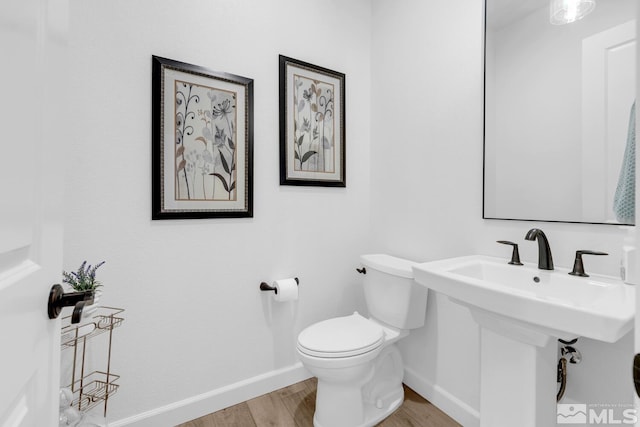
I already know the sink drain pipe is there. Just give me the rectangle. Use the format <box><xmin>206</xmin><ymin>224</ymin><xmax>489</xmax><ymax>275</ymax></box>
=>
<box><xmin>557</xmin><ymin>338</ymin><xmax>582</xmax><ymax>402</ymax></box>
<box><xmin>557</xmin><ymin>358</ymin><xmax>568</xmax><ymax>401</ymax></box>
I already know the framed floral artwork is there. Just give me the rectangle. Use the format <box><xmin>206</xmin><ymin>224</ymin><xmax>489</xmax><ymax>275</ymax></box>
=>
<box><xmin>152</xmin><ymin>56</ymin><xmax>253</xmax><ymax>219</ymax></box>
<box><xmin>279</xmin><ymin>55</ymin><xmax>346</xmax><ymax>187</ymax></box>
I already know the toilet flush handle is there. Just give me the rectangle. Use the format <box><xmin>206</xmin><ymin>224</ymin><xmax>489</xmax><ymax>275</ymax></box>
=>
<box><xmin>356</xmin><ymin>267</ymin><xmax>366</xmax><ymax>274</ymax></box>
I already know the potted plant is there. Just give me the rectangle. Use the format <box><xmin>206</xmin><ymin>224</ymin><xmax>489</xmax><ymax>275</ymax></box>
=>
<box><xmin>62</xmin><ymin>260</ymin><xmax>106</xmax><ymax>318</ymax></box>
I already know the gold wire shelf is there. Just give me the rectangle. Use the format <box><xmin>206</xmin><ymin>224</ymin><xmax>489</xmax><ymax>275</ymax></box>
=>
<box><xmin>61</xmin><ymin>306</ymin><xmax>124</xmax><ymax>349</ymax></box>
<box><xmin>66</xmin><ymin>371</ymin><xmax>120</xmax><ymax>413</ymax></box>
<box><xmin>60</xmin><ymin>306</ymin><xmax>124</xmax><ymax>417</ymax></box>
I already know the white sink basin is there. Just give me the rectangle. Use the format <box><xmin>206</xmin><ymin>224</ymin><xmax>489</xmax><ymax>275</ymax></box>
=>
<box><xmin>413</xmin><ymin>255</ymin><xmax>634</xmax><ymax>343</ymax></box>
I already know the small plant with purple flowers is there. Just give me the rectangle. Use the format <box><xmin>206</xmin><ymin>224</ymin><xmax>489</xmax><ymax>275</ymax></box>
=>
<box><xmin>62</xmin><ymin>261</ymin><xmax>106</xmax><ymax>291</ymax></box>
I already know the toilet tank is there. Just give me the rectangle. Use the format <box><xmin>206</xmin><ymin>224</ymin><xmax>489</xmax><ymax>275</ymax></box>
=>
<box><xmin>360</xmin><ymin>254</ymin><xmax>428</xmax><ymax>330</ymax></box>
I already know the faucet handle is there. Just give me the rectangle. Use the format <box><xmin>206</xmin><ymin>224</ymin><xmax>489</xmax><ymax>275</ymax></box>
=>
<box><xmin>497</xmin><ymin>240</ymin><xmax>523</xmax><ymax>265</ymax></box>
<box><xmin>569</xmin><ymin>250</ymin><xmax>608</xmax><ymax>277</ymax></box>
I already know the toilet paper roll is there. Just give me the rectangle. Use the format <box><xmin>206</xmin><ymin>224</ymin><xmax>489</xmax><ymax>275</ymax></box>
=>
<box><xmin>273</xmin><ymin>278</ymin><xmax>299</xmax><ymax>302</ymax></box>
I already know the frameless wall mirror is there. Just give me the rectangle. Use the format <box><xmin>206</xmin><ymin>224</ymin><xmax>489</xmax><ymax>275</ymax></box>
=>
<box><xmin>484</xmin><ymin>0</ymin><xmax>636</xmax><ymax>225</ymax></box>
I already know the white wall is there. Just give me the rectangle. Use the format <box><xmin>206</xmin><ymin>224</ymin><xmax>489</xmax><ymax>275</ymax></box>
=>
<box><xmin>66</xmin><ymin>0</ymin><xmax>372</xmax><ymax>424</ymax></box>
<box><xmin>371</xmin><ymin>0</ymin><xmax>634</xmax><ymax>425</ymax></box>
<box><xmin>371</xmin><ymin>1</ymin><xmax>484</xmax><ymax>423</ymax></box>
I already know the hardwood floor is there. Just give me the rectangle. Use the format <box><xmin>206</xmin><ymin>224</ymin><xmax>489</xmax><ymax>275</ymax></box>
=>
<box><xmin>177</xmin><ymin>378</ymin><xmax>461</xmax><ymax>427</ymax></box>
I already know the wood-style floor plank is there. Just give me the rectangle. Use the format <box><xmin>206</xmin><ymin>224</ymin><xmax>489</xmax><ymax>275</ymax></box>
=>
<box><xmin>278</xmin><ymin>379</ymin><xmax>316</xmax><ymax>427</ymax></box>
<box><xmin>246</xmin><ymin>391</ymin><xmax>297</xmax><ymax>427</ymax></box>
<box><xmin>176</xmin><ymin>378</ymin><xmax>460</xmax><ymax>427</ymax></box>
<box><xmin>193</xmin><ymin>401</ymin><xmax>257</xmax><ymax>427</ymax></box>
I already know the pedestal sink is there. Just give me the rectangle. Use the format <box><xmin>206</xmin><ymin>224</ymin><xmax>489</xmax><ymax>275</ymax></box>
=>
<box><xmin>412</xmin><ymin>255</ymin><xmax>635</xmax><ymax>427</ymax></box>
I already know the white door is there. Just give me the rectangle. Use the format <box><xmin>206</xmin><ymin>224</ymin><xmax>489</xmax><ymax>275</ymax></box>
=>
<box><xmin>581</xmin><ymin>20</ymin><xmax>636</xmax><ymax>223</ymax></box>
<box><xmin>0</xmin><ymin>0</ymin><xmax>68</xmax><ymax>426</ymax></box>
<box><xmin>631</xmin><ymin>7</ymin><xmax>640</xmax><ymax>427</ymax></box>
<box><xmin>635</xmin><ymin>5</ymin><xmax>640</xmax><ymax>427</ymax></box>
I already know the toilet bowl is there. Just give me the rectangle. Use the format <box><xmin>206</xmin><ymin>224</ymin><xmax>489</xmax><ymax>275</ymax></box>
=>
<box><xmin>297</xmin><ymin>312</ymin><xmax>407</xmax><ymax>427</ymax></box>
<box><xmin>296</xmin><ymin>254</ymin><xmax>428</xmax><ymax>427</ymax></box>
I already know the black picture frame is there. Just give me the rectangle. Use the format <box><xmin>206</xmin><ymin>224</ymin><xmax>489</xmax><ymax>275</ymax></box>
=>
<box><xmin>152</xmin><ymin>56</ymin><xmax>253</xmax><ymax>219</ymax></box>
<box><xmin>279</xmin><ymin>55</ymin><xmax>346</xmax><ymax>187</ymax></box>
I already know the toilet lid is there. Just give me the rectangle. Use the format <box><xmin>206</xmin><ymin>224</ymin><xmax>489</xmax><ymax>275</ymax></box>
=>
<box><xmin>297</xmin><ymin>312</ymin><xmax>385</xmax><ymax>358</ymax></box>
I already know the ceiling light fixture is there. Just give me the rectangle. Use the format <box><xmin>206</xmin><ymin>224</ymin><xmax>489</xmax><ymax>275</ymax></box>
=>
<box><xmin>550</xmin><ymin>0</ymin><xmax>596</xmax><ymax>25</ymax></box>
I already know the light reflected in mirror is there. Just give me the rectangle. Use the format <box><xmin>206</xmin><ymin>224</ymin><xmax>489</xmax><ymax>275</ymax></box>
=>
<box><xmin>484</xmin><ymin>0</ymin><xmax>636</xmax><ymax>225</ymax></box>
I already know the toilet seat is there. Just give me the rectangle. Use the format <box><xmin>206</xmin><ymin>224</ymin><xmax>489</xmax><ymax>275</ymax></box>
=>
<box><xmin>297</xmin><ymin>312</ymin><xmax>385</xmax><ymax>358</ymax></box>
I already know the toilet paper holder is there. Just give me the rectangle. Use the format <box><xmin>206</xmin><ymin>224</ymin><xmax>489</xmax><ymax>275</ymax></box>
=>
<box><xmin>260</xmin><ymin>277</ymin><xmax>299</xmax><ymax>293</ymax></box>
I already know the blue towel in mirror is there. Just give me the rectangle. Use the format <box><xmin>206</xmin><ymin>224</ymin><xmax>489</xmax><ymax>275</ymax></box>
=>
<box><xmin>613</xmin><ymin>101</ymin><xmax>636</xmax><ymax>224</ymax></box>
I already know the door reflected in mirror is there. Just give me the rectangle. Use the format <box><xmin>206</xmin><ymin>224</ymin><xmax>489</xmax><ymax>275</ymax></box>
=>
<box><xmin>484</xmin><ymin>0</ymin><xmax>636</xmax><ymax>225</ymax></box>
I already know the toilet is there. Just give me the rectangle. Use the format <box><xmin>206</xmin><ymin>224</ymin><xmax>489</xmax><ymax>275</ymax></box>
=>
<box><xmin>296</xmin><ymin>254</ymin><xmax>428</xmax><ymax>427</ymax></box>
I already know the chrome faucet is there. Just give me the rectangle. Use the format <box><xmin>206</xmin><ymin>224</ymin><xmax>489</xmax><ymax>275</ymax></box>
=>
<box><xmin>525</xmin><ymin>228</ymin><xmax>554</xmax><ymax>270</ymax></box>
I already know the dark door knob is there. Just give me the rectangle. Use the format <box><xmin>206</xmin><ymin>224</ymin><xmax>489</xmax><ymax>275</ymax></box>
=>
<box><xmin>47</xmin><ymin>284</ymin><xmax>94</xmax><ymax>324</ymax></box>
<box><xmin>634</xmin><ymin>354</ymin><xmax>640</xmax><ymax>398</ymax></box>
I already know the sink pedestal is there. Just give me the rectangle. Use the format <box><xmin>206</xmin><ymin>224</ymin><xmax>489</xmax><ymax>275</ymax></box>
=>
<box><xmin>480</xmin><ymin>327</ymin><xmax>556</xmax><ymax>427</ymax></box>
<box><xmin>464</xmin><ymin>303</ymin><xmax>562</xmax><ymax>427</ymax></box>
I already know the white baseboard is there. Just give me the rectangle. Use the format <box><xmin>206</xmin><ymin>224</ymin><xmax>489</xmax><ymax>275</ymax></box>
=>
<box><xmin>108</xmin><ymin>362</ymin><xmax>311</xmax><ymax>427</ymax></box>
<box><xmin>108</xmin><ymin>363</ymin><xmax>477</xmax><ymax>427</ymax></box>
<box><xmin>403</xmin><ymin>366</ymin><xmax>480</xmax><ymax>427</ymax></box>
